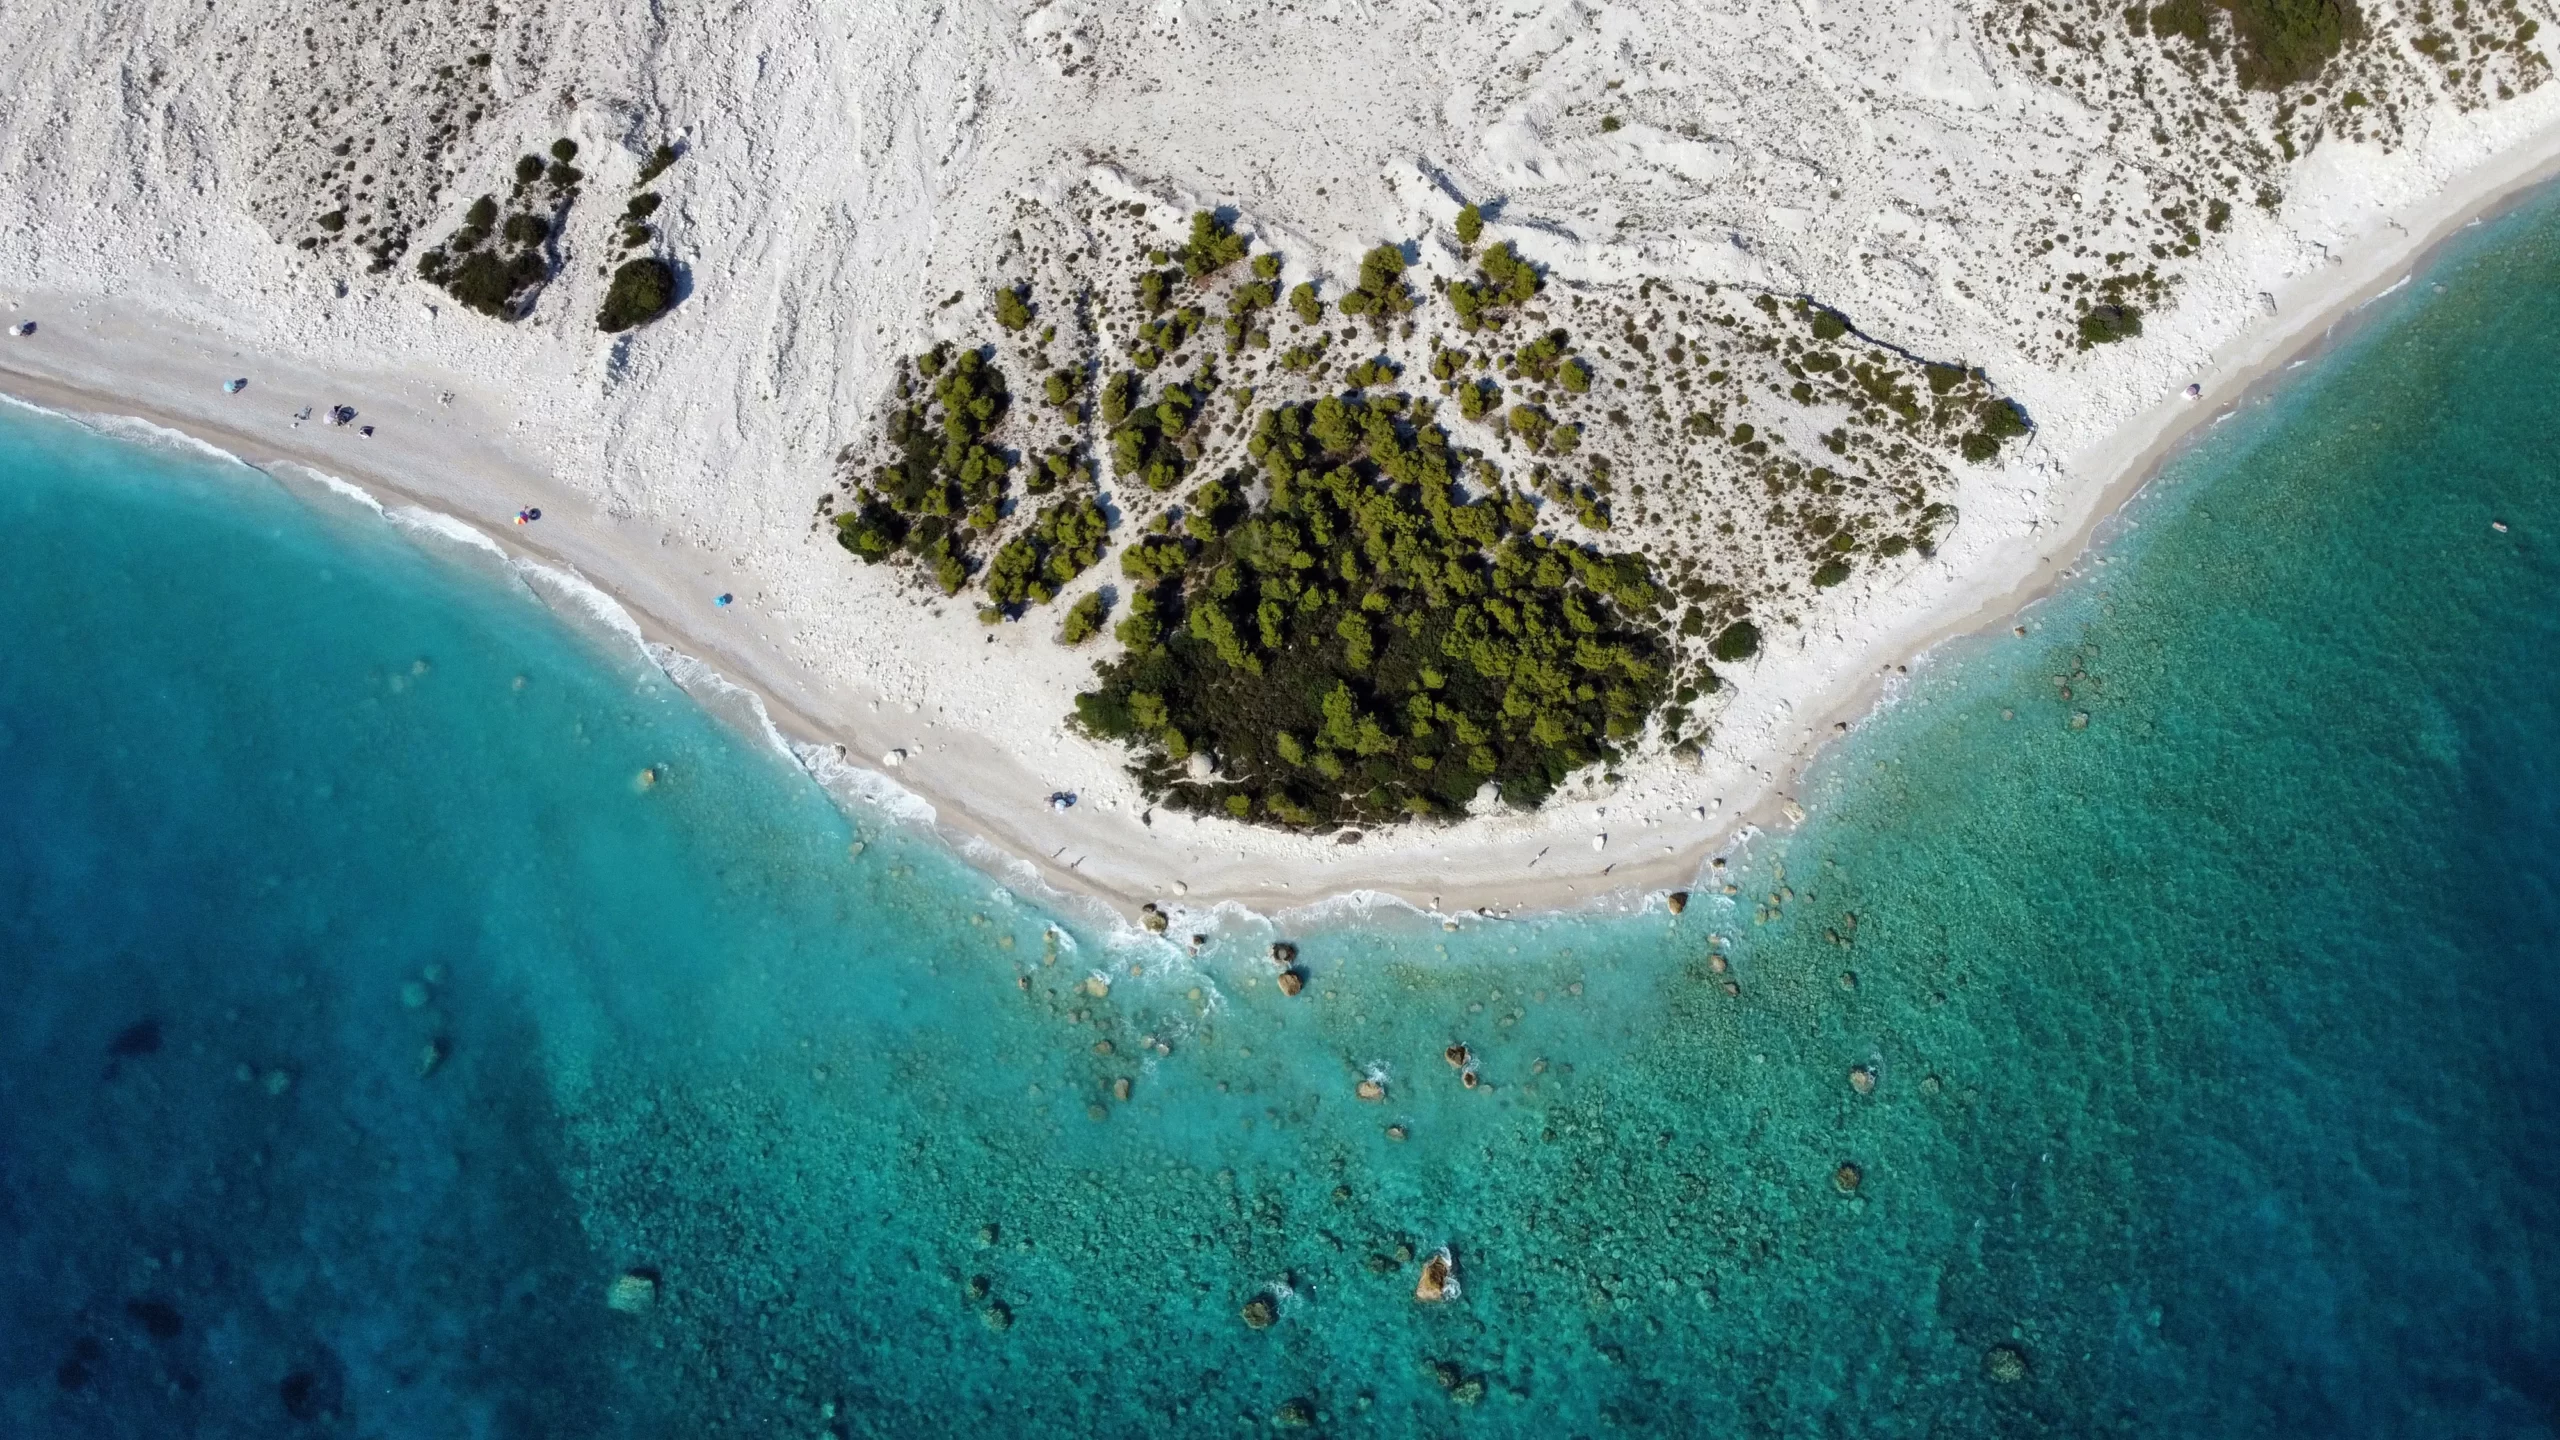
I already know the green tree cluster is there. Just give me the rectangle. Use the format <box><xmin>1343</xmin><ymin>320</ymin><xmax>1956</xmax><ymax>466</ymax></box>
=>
<box><xmin>1107</xmin><ymin>374</ymin><xmax>1199</xmax><ymax>492</ymax></box>
<box><xmin>984</xmin><ymin>496</ymin><xmax>1110</xmax><ymax>614</ymax></box>
<box><xmin>1333</xmin><ymin>245</ymin><xmax>1414</xmax><ymax>327</ymax></box>
<box><xmin>2140</xmin><ymin>0</ymin><xmax>2360</xmax><ymax>89</ymax></box>
<box><xmin>1447</xmin><ymin>241</ymin><xmax>1541</xmax><ymax>330</ymax></box>
<box><xmin>1071</xmin><ymin>385</ymin><xmax>1672</xmax><ymax>829</ymax></box>
<box><xmin>417</xmin><ymin>142</ymin><xmax>584</xmax><ymax>321</ymax></box>
<box><xmin>1454</xmin><ymin>203</ymin><xmax>1484</xmax><ymax>250</ymax></box>
<box><xmin>1061</xmin><ymin>590</ymin><xmax>1112</xmax><ymax>644</ymax></box>
<box><xmin>1511</xmin><ymin>328</ymin><xmax>1574</xmax><ymax>384</ymax></box>
<box><xmin>835</xmin><ymin>344</ymin><xmax>1015</xmax><ymax>594</ymax></box>
<box><xmin>1180</xmin><ymin>210</ymin><xmax>1250</xmax><ymax>280</ymax></box>
<box><xmin>1288</xmin><ymin>282</ymin><xmax>1324</xmax><ymax>326</ymax></box>
<box><xmin>1958</xmin><ymin>398</ymin><xmax>2032</xmax><ymax>463</ymax></box>
<box><xmin>1131</xmin><ymin>306</ymin><xmax>1204</xmax><ymax>369</ymax></box>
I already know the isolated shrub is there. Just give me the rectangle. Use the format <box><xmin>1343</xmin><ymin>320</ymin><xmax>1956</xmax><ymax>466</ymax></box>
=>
<box><xmin>994</xmin><ymin>285</ymin><xmax>1034</xmax><ymax>332</ymax></box>
<box><xmin>503</xmin><ymin>213</ymin><xmax>548</xmax><ymax>246</ymax></box>
<box><xmin>466</xmin><ymin>195</ymin><xmax>499</xmax><ymax>229</ymax></box>
<box><xmin>444</xmin><ymin>250</ymin><xmax>517</xmax><ymax>316</ymax></box>
<box><xmin>514</xmin><ymin>155</ymin><xmax>545</xmax><ymax>185</ymax></box>
<box><xmin>1709</xmin><ymin>620</ymin><xmax>1762</xmax><ymax>662</ymax></box>
<box><xmin>1179</xmin><ymin>211</ymin><xmax>1249</xmax><ymax>280</ymax></box>
<box><xmin>1062</xmin><ymin>590</ymin><xmax>1111</xmax><ymax>644</ymax></box>
<box><xmin>637</xmin><ymin>143</ymin><xmax>679</xmax><ymax>184</ymax></box>
<box><xmin>626</xmin><ymin>192</ymin><xmax>662</xmax><ymax>221</ymax></box>
<box><xmin>2078</xmin><ymin>303</ymin><xmax>2143</xmax><ymax>346</ymax></box>
<box><xmin>1288</xmin><ymin>282</ymin><xmax>1323</xmax><ymax>326</ymax></box>
<box><xmin>1812</xmin><ymin>559</ymin><xmax>1851</xmax><ymax>588</ymax></box>
<box><xmin>551</xmin><ymin>137</ymin><xmax>579</xmax><ymax>163</ymax></box>
<box><xmin>1455</xmin><ymin>202</ymin><xmax>1484</xmax><ymax>248</ymax></box>
<box><xmin>597</xmin><ymin>257</ymin><xmax>677</xmax><ymax>332</ymax></box>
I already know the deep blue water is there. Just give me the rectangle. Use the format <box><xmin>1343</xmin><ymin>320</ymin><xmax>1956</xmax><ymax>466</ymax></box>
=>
<box><xmin>3</xmin><ymin>191</ymin><xmax>2557</xmax><ymax>1437</ymax></box>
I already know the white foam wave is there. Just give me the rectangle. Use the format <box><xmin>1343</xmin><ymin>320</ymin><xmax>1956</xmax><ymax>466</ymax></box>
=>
<box><xmin>79</xmin><ymin>412</ymin><xmax>249</xmax><ymax>468</ymax></box>
<box><xmin>264</xmin><ymin>460</ymin><xmax>389</xmax><ymax>516</ymax></box>
<box><xmin>389</xmin><ymin>504</ymin><xmax>506</xmax><ymax>557</ymax></box>
<box><xmin>512</xmin><ymin>561</ymin><xmax>646</xmax><ymax>649</ymax></box>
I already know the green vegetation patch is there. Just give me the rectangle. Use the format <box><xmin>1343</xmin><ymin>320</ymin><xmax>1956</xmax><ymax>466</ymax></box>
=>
<box><xmin>2078</xmin><ymin>302</ymin><xmax>2145</xmax><ymax>347</ymax></box>
<box><xmin>835</xmin><ymin>344</ymin><xmax>1018</xmax><ymax>594</ymax></box>
<box><xmin>415</xmin><ymin>138</ymin><xmax>583</xmax><ymax>320</ymax></box>
<box><xmin>984</xmin><ymin>496</ymin><xmax>1108</xmax><ymax>615</ymax></box>
<box><xmin>598</xmin><ymin>257</ymin><xmax>677</xmax><ymax>333</ymax></box>
<box><xmin>1334</xmin><ymin>245</ymin><xmax>1415</xmax><ymax>328</ymax></box>
<box><xmin>2141</xmin><ymin>0</ymin><xmax>2361</xmax><ymax>89</ymax></box>
<box><xmin>1447</xmin><ymin>241</ymin><xmax>1541</xmax><ymax>330</ymax></box>
<box><xmin>1072</xmin><ymin>389</ymin><xmax>1670</xmax><ymax>827</ymax></box>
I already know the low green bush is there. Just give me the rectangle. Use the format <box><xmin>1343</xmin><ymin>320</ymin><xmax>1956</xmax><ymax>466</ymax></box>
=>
<box><xmin>993</xmin><ymin>285</ymin><xmax>1034</xmax><ymax>332</ymax></box>
<box><xmin>2078</xmin><ymin>303</ymin><xmax>2144</xmax><ymax>346</ymax></box>
<box><xmin>1062</xmin><ymin>590</ymin><xmax>1111</xmax><ymax>644</ymax></box>
<box><xmin>1709</xmin><ymin>620</ymin><xmax>1761</xmax><ymax>662</ymax></box>
<box><xmin>597</xmin><ymin>257</ymin><xmax>677</xmax><ymax>331</ymax></box>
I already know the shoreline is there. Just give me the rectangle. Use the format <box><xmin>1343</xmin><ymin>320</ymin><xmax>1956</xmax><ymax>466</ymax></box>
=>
<box><xmin>7</xmin><ymin>132</ymin><xmax>2560</xmax><ymax>925</ymax></box>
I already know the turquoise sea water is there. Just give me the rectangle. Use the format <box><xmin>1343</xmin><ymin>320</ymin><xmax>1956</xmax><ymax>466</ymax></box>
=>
<box><xmin>5</xmin><ymin>193</ymin><xmax>2558</xmax><ymax>1438</ymax></box>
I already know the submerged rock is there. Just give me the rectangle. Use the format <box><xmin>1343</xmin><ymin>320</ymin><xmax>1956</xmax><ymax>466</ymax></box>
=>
<box><xmin>1849</xmin><ymin>1065</ymin><xmax>1876</xmax><ymax>1095</ymax></box>
<box><xmin>1276</xmin><ymin>970</ymin><xmax>1305</xmax><ymax>997</ymax></box>
<box><xmin>1274</xmin><ymin>1397</ymin><xmax>1315</xmax><ymax>1427</ymax></box>
<box><xmin>1139</xmin><ymin>904</ymin><xmax>1169</xmax><ymax>934</ymax></box>
<box><xmin>1240</xmin><ymin>1295</ymin><xmax>1277</xmax><ymax>1329</ymax></box>
<box><xmin>1833</xmin><ymin>1162</ymin><xmax>1864</xmax><ymax>1194</ymax></box>
<box><xmin>1985</xmin><ymin>1343</ymin><xmax>2031</xmax><ymax>1384</ymax></box>
<box><xmin>1356</xmin><ymin>1079</ymin><xmax>1386</xmax><ymax>1102</ymax></box>
<box><xmin>109</xmin><ymin>1019</ymin><xmax>162</xmax><ymax>1057</ymax></box>
<box><xmin>606</xmin><ymin>1269</ymin><xmax>659</xmax><ymax>1314</ymax></box>
<box><xmin>1667</xmin><ymin>890</ymin><xmax>1689</xmax><ymax>915</ymax></box>
<box><xmin>1270</xmin><ymin>941</ymin><xmax>1298</xmax><ymax>965</ymax></box>
<box><xmin>1443</xmin><ymin>1044</ymin><xmax>1473</xmax><ymax>1070</ymax></box>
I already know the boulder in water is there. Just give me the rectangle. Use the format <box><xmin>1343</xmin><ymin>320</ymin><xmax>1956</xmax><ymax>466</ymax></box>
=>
<box><xmin>606</xmin><ymin>1269</ymin><xmax>659</xmax><ymax>1314</ymax></box>
<box><xmin>1275</xmin><ymin>969</ymin><xmax>1305</xmax><ymax>997</ymax></box>
<box><xmin>1415</xmin><ymin>1247</ymin><xmax>1459</xmax><ymax>1303</ymax></box>
<box><xmin>1667</xmin><ymin>890</ymin><xmax>1689</xmax><ymax>915</ymax></box>
<box><xmin>1240</xmin><ymin>1295</ymin><xmax>1277</xmax><ymax>1329</ymax></box>
<box><xmin>1833</xmin><ymin>1162</ymin><xmax>1864</xmax><ymax>1194</ymax></box>
<box><xmin>1356</xmin><ymin>1079</ymin><xmax>1386</xmax><ymax>1102</ymax></box>
<box><xmin>1985</xmin><ymin>1343</ymin><xmax>2030</xmax><ymax>1384</ymax></box>
<box><xmin>1849</xmin><ymin>1065</ymin><xmax>1876</xmax><ymax>1095</ymax></box>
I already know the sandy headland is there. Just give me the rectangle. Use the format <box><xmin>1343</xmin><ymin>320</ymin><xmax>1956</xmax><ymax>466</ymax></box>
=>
<box><xmin>6</xmin><ymin>0</ymin><xmax>2560</xmax><ymax>925</ymax></box>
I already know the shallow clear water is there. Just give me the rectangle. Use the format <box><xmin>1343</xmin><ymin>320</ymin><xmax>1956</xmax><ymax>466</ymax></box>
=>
<box><xmin>4</xmin><ymin>192</ymin><xmax>2558</xmax><ymax>1438</ymax></box>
